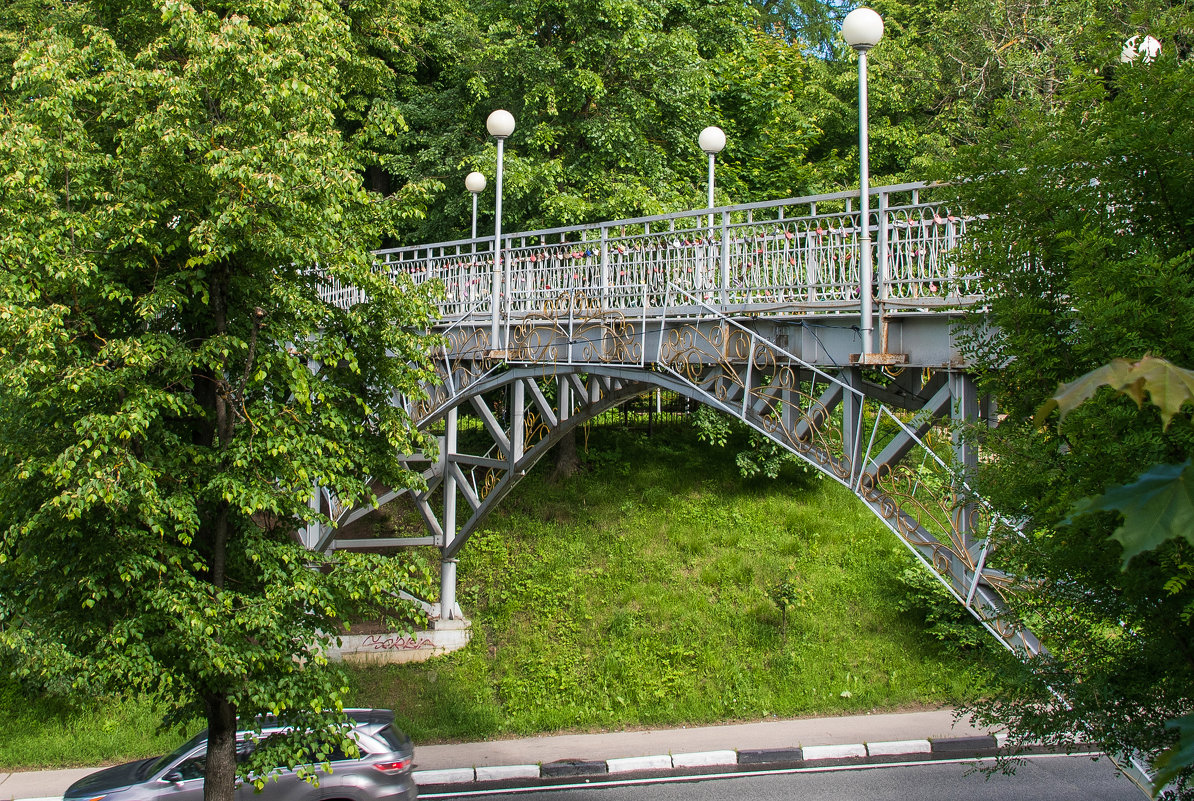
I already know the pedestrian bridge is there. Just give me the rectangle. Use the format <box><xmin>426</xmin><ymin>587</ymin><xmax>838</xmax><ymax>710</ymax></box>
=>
<box><xmin>311</xmin><ymin>181</ymin><xmax>1038</xmax><ymax>659</ymax></box>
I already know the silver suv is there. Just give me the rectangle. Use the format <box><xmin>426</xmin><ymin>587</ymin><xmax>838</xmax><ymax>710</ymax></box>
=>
<box><xmin>64</xmin><ymin>708</ymin><xmax>417</xmax><ymax>800</ymax></box>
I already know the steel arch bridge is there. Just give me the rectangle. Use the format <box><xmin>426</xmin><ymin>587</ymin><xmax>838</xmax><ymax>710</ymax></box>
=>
<box><xmin>309</xmin><ymin>182</ymin><xmax>1039</xmax><ymax>657</ymax></box>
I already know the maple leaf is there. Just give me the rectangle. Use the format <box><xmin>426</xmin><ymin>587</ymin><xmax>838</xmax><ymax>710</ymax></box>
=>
<box><xmin>1131</xmin><ymin>356</ymin><xmax>1194</xmax><ymax>428</ymax></box>
<box><xmin>1068</xmin><ymin>460</ymin><xmax>1194</xmax><ymax>567</ymax></box>
<box><xmin>1036</xmin><ymin>355</ymin><xmax>1194</xmax><ymax>429</ymax></box>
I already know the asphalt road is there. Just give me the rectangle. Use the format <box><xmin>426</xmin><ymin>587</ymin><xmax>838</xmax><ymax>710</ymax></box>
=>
<box><xmin>422</xmin><ymin>754</ymin><xmax>1144</xmax><ymax>801</ymax></box>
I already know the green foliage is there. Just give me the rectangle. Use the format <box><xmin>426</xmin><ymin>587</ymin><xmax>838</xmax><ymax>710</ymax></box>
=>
<box><xmin>0</xmin><ymin>0</ymin><xmax>439</xmax><ymax>795</ymax></box>
<box><xmin>1071</xmin><ymin>460</ymin><xmax>1194</xmax><ymax>568</ymax></box>
<box><xmin>389</xmin><ymin>0</ymin><xmax>755</xmax><ymax>241</ymax></box>
<box><xmin>748</xmin><ymin>0</ymin><xmax>848</xmax><ymax>54</ymax></box>
<box><xmin>1039</xmin><ymin>356</ymin><xmax>1194</xmax><ymax>431</ymax></box>
<box><xmin>381</xmin><ymin>0</ymin><xmax>980</xmax><ymax>243</ymax></box>
<box><xmin>891</xmin><ymin>565</ymin><xmax>994</xmax><ymax>654</ymax></box>
<box><xmin>692</xmin><ymin>403</ymin><xmax>736</xmax><ymax>448</ymax></box>
<box><xmin>0</xmin><ymin>674</ymin><xmax>194</xmax><ymax>769</ymax></box>
<box><xmin>692</xmin><ymin>405</ymin><xmax>816</xmax><ymax>480</ymax></box>
<box><xmin>945</xmin><ymin>5</ymin><xmax>1194</xmax><ymax>792</ymax></box>
<box><xmin>1158</xmin><ymin>715</ymin><xmax>1194</xmax><ymax>793</ymax></box>
<box><xmin>1044</xmin><ymin>356</ymin><xmax>1194</xmax><ymax>790</ymax></box>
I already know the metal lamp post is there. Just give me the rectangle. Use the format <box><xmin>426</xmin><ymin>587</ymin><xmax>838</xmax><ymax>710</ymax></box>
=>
<box><xmin>486</xmin><ymin>110</ymin><xmax>515</xmax><ymax>350</ymax></box>
<box><xmin>465</xmin><ymin>171</ymin><xmax>486</xmax><ymax>241</ymax></box>
<box><xmin>698</xmin><ymin>126</ymin><xmax>726</xmax><ymax>227</ymax></box>
<box><xmin>699</xmin><ymin>126</ymin><xmax>726</xmax><ymax>299</ymax></box>
<box><xmin>842</xmin><ymin>7</ymin><xmax>883</xmax><ymax>357</ymax></box>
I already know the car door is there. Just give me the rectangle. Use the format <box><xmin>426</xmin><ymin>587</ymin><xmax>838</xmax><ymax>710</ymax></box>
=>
<box><xmin>234</xmin><ymin>735</ymin><xmax>312</xmax><ymax>801</ymax></box>
<box><xmin>153</xmin><ymin>748</ymin><xmax>207</xmax><ymax>801</ymax></box>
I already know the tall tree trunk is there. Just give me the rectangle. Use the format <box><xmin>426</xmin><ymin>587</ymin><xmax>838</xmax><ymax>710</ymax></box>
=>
<box><xmin>203</xmin><ymin>692</ymin><xmax>239</xmax><ymax>801</ymax></box>
<box><xmin>551</xmin><ymin>428</ymin><xmax>579</xmax><ymax>481</ymax></box>
<box><xmin>200</xmin><ymin>262</ymin><xmax>240</xmax><ymax>801</ymax></box>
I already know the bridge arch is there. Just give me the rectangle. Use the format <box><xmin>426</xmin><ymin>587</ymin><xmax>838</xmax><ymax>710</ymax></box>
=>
<box><xmin>308</xmin><ymin>183</ymin><xmax>1036</xmax><ymax>658</ymax></box>
<box><xmin>310</xmin><ymin>299</ymin><xmax>1034</xmax><ymax>657</ymax></box>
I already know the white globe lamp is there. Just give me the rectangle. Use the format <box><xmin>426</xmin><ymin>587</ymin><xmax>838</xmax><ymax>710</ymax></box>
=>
<box><xmin>465</xmin><ymin>171</ymin><xmax>487</xmax><ymax>194</ymax></box>
<box><xmin>699</xmin><ymin>126</ymin><xmax>726</xmax><ymax>155</ymax></box>
<box><xmin>486</xmin><ymin>109</ymin><xmax>516</xmax><ymax>139</ymax></box>
<box><xmin>842</xmin><ymin>7</ymin><xmax>884</xmax><ymax>52</ymax></box>
<box><xmin>465</xmin><ymin>172</ymin><xmax>486</xmax><ymax>240</ymax></box>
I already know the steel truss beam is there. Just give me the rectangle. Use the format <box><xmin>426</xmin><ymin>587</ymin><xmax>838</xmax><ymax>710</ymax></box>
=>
<box><xmin>309</xmin><ymin>286</ymin><xmax>1041</xmax><ymax>658</ymax></box>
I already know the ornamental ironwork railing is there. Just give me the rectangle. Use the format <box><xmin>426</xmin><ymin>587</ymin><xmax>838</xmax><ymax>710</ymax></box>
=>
<box><xmin>330</xmin><ymin>181</ymin><xmax>977</xmax><ymax>319</ymax></box>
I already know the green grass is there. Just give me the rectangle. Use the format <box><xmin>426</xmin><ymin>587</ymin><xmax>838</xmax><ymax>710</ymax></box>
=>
<box><xmin>0</xmin><ymin>677</ymin><xmax>191</xmax><ymax>770</ymax></box>
<box><xmin>345</xmin><ymin>424</ymin><xmax>994</xmax><ymax>743</ymax></box>
<box><xmin>0</xmin><ymin>424</ymin><xmax>993</xmax><ymax>768</ymax></box>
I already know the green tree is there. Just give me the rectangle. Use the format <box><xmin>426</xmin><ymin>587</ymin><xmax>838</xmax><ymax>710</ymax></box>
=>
<box><xmin>379</xmin><ymin>0</ymin><xmax>969</xmax><ymax>244</ymax></box>
<box><xmin>388</xmin><ymin>0</ymin><xmax>757</xmax><ymax>241</ymax></box>
<box><xmin>1039</xmin><ymin>356</ymin><xmax>1194</xmax><ymax>794</ymax></box>
<box><xmin>749</xmin><ymin>0</ymin><xmax>850</xmax><ymax>54</ymax></box>
<box><xmin>0</xmin><ymin>1</ymin><xmax>440</xmax><ymax>799</ymax></box>
<box><xmin>942</xmin><ymin>5</ymin><xmax>1194</xmax><ymax>792</ymax></box>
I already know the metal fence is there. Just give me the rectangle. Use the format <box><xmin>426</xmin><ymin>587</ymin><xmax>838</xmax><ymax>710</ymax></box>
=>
<box><xmin>587</xmin><ymin>389</ymin><xmax>694</xmax><ymax>431</ymax></box>
<box><xmin>325</xmin><ymin>182</ymin><xmax>978</xmax><ymax>319</ymax></box>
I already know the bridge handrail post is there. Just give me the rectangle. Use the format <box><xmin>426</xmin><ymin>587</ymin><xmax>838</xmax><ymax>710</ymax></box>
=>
<box><xmin>639</xmin><ymin>283</ymin><xmax>648</xmax><ymax>367</ymax></box>
<box><xmin>567</xmin><ymin>286</ymin><xmax>575</xmax><ymax>367</ymax></box>
<box><xmin>719</xmin><ymin>210</ymin><xmax>729</xmax><ymax>304</ymax></box>
<box><xmin>600</xmin><ymin>225</ymin><xmax>610</xmax><ymax>300</ymax></box>
<box><xmin>877</xmin><ymin>190</ymin><xmax>890</xmax><ymax>349</ymax></box>
<box><xmin>877</xmin><ymin>190</ymin><xmax>889</xmax><ymax>302</ymax></box>
<box><xmin>741</xmin><ymin>333</ymin><xmax>754</xmax><ymax>419</ymax></box>
<box><xmin>425</xmin><ymin>247</ymin><xmax>434</xmax><ymax>308</ymax></box>
<box><xmin>965</xmin><ymin>526</ymin><xmax>995</xmax><ymax>609</ymax></box>
<box><xmin>657</xmin><ymin>283</ymin><xmax>675</xmax><ymax>365</ymax></box>
<box><xmin>855</xmin><ymin>404</ymin><xmax>886</xmax><ymax>494</ymax></box>
<box><xmin>806</xmin><ymin>223</ymin><xmax>817</xmax><ymax>304</ymax></box>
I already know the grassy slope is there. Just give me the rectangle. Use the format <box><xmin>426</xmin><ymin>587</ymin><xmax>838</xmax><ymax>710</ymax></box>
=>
<box><xmin>0</xmin><ymin>679</ymin><xmax>188</xmax><ymax>770</ymax></box>
<box><xmin>0</xmin><ymin>424</ymin><xmax>990</xmax><ymax>769</ymax></box>
<box><xmin>346</xmin><ymin>425</ymin><xmax>991</xmax><ymax>742</ymax></box>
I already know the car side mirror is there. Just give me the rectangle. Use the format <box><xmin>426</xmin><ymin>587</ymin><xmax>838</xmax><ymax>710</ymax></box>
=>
<box><xmin>164</xmin><ymin>769</ymin><xmax>184</xmax><ymax>785</ymax></box>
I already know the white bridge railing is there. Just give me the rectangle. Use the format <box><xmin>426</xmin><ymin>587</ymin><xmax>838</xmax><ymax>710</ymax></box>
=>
<box><xmin>321</xmin><ymin>182</ymin><xmax>979</xmax><ymax>319</ymax></box>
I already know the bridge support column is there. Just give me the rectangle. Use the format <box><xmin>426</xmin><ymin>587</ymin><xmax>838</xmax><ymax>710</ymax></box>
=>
<box><xmin>301</xmin><ymin>483</ymin><xmax>322</xmax><ymax>549</ymax></box>
<box><xmin>949</xmin><ymin>371</ymin><xmax>980</xmax><ymax>478</ymax></box>
<box><xmin>439</xmin><ymin>558</ymin><xmax>459</xmax><ymax>621</ymax></box>
<box><xmin>842</xmin><ymin>367</ymin><xmax>865</xmax><ymax>481</ymax></box>
<box><xmin>511</xmin><ymin>379</ymin><xmax>526</xmax><ymax>462</ymax></box>
<box><xmin>558</xmin><ymin>375</ymin><xmax>571</xmax><ymax>427</ymax></box>
<box><xmin>949</xmin><ymin>371</ymin><xmax>980</xmax><ymax>538</ymax></box>
<box><xmin>441</xmin><ymin>406</ymin><xmax>460</xmax><ymax>620</ymax></box>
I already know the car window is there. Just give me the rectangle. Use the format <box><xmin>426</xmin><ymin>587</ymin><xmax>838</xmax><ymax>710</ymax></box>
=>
<box><xmin>325</xmin><ymin>735</ymin><xmax>371</xmax><ymax>763</ymax></box>
<box><xmin>372</xmin><ymin>726</ymin><xmax>405</xmax><ymax>754</ymax></box>
<box><xmin>147</xmin><ymin>731</ymin><xmax>208</xmax><ymax>778</ymax></box>
<box><xmin>175</xmin><ymin>753</ymin><xmax>206</xmax><ymax>781</ymax></box>
<box><xmin>239</xmin><ymin>731</ymin><xmax>348</xmax><ymax>769</ymax></box>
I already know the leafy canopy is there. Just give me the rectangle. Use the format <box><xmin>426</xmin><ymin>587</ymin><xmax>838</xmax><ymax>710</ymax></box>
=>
<box><xmin>946</xmin><ymin>0</ymin><xmax>1194</xmax><ymax>791</ymax></box>
<box><xmin>0</xmin><ymin>0</ymin><xmax>441</xmax><ymax>796</ymax></box>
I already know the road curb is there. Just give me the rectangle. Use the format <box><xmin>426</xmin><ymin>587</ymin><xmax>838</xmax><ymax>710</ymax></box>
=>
<box><xmin>540</xmin><ymin>759</ymin><xmax>608</xmax><ymax>778</ymax></box>
<box><xmin>412</xmin><ymin>735</ymin><xmax>1088</xmax><ymax>791</ymax></box>
<box><xmin>5</xmin><ymin>736</ymin><xmax>1095</xmax><ymax>800</ymax></box>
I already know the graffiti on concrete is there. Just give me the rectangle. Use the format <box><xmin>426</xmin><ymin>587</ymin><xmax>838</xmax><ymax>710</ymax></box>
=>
<box><xmin>361</xmin><ymin>633</ymin><xmax>436</xmax><ymax>651</ymax></box>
